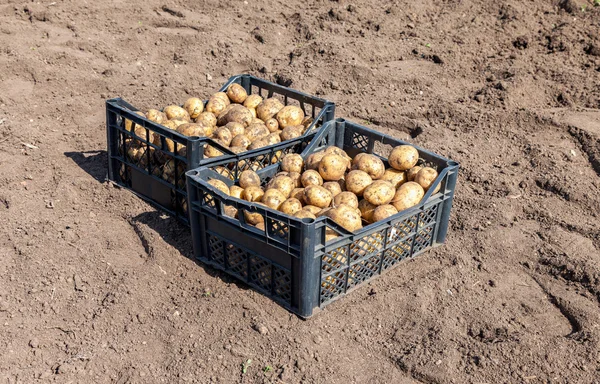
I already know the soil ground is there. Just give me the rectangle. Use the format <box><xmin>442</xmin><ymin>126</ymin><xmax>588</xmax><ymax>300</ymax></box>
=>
<box><xmin>1</xmin><ymin>0</ymin><xmax>600</xmax><ymax>383</ymax></box>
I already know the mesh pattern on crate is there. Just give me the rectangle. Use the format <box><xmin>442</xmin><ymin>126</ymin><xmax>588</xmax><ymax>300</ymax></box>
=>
<box><xmin>321</xmin><ymin>245</ymin><xmax>349</xmax><ymax>272</ymax></box>
<box><xmin>202</xmin><ymin>191</ymin><xmax>218</xmax><ymax>210</ymax></box>
<box><xmin>413</xmin><ymin>225</ymin><xmax>434</xmax><ymax>254</ymax></box>
<box><xmin>383</xmin><ymin>240</ymin><xmax>412</xmax><ymax>270</ymax></box>
<box><xmin>225</xmin><ymin>243</ymin><xmax>248</xmax><ymax>279</ymax></box>
<box><xmin>350</xmin><ymin>232</ymin><xmax>385</xmax><ymax>261</ymax></box>
<box><xmin>388</xmin><ymin>216</ymin><xmax>418</xmax><ymax>244</ymax></box>
<box><xmin>207</xmin><ymin>235</ymin><xmax>225</xmax><ymax>264</ymax></box>
<box><xmin>348</xmin><ymin>254</ymin><xmax>382</xmax><ymax>288</ymax></box>
<box><xmin>320</xmin><ymin>270</ymin><xmax>346</xmax><ymax>304</ymax></box>
<box><xmin>420</xmin><ymin>205</ymin><xmax>438</xmax><ymax>226</ymax></box>
<box><xmin>266</xmin><ymin>218</ymin><xmax>289</xmax><ymax>241</ymax></box>
<box><xmin>350</xmin><ymin>131</ymin><xmax>370</xmax><ymax>152</ymax></box>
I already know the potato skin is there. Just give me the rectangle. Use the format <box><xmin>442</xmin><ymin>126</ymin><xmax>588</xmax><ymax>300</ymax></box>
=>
<box><xmin>225</xmin><ymin>122</ymin><xmax>245</xmax><ymax>137</ymax></box>
<box><xmin>243</xmin><ymin>94</ymin><xmax>263</xmax><ymax>109</ymax></box>
<box><xmin>389</xmin><ymin>145</ymin><xmax>419</xmax><ymax>171</ymax></box>
<box><xmin>229</xmin><ymin>185</ymin><xmax>244</xmax><ymax>199</ymax></box>
<box><xmin>414</xmin><ymin>167</ymin><xmax>438</xmax><ymax>191</ymax></box>
<box><xmin>306</xmin><ymin>151</ymin><xmax>326</xmax><ymax>170</ymax></box>
<box><xmin>381</xmin><ymin>169</ymin><xmax>408</xmax><ymax>189</ymax></box>
<box><xmin>353</xmin><ymin>154</ymin><xmax>385</xmax><ymax>179</ymax></box>
<box><xmin>288</xmin><ymin>172</ymin><xmax>302</xmax><ymax>188</ymax></box>
<box><xmin>164</xmin><ymin>105</ymin><xmax>190</xmax><ymax>121</ymax></box>
<box><xmin>265</xmin><ymin>118</ymin><xmax>279</xmax><ymax>132</ymax></box>
<box><xmin>345</xmin><ymin>170</ymin><xmax>373</xmax><ymax>196</ymax></box>
<box><xmin>279</xmin><ymin>198</ymin><xmax>303</xmax><ymax>215</ymax></box>
<box><xmin>276</xmin><ymin>105</ymin><xmax>305</xmax><ymax>128</ymax></box>
<box><xmin>195</xmin><ymin>112</ymin><xmax>217</xmax><ymax>127</ymax></box>
<box><xmin>406</xmin><ymin>166</ymin><xmax>422</xmax><ymax>182</ymax></box>
<box><xmin>205</xmin><ymin>96</ymin><xmax>228</xmax><ymax>115</ymax></box>
<box><xmin>243</xmin><ymin>209</ymin><xmax>264</xmax><ymax>225</ymax></box>
<box><xmin>207</xmin><ymin>179</ymin><xmax>230</xmax><ymax>195</ymax></box>
<box><xmin>217</xmin><ymin>105</ymin><xmax>254</xmax><ymax>127</ymax></box>
<box><xmin>391</xmin><ymin>182</ymin><xmax>424</xmax><ymax>211</ymax></box>
<box><xmin>290</xmin><ymin>187</ymin><xmax>305</xmax><ymax>202</ymax></box>
<box><xmin>281</xmin><ymin>154</ymin><xmax>304</xmax><ymax>173</ymax></box>
<box><xmin>146</xmin><ymin>109</ymin><xmax>167</xmax><ymax>124</ymax></box>
<box><xmin>301</xmin><ymin>170</ymin><xmax>324</xmax><ymax>187</ymax></box>
<box><xmin>294</xmin><ymin>210</ymin><xmax>316</xmax><ymax>220</ymax></box>
<box><xmin>256</xmin><ymin>98</ymin><xmax>284</xmax><ymax>121</ymax></box>
<box><xmin>318</xmin><ymin>154</ymin><xmax>347</xmax><ymax>181</ymax></box>
<box><xmin>239</xmin><ymin>170</ymin><xmax>261</xmax><ymax>189</ymax></box>
<box><xmin>324</xmin><ymin>204</ymin><xmax>362</xmax><ymax>232</ymax></box>
<box><xmin>261</xmin><ymin>188</ymin><xmax>286</xmax><ymax>210</ymax></box>
<box><xmin>268</xmin><ymin>176</ymin><xmax>295</xmax><ymax>198</ymax></box>
<box><xmin>231</xmin><ymin>134</ymin><xmax>251</xmax><ymax>148</ymax></box>
<box><xmin>242</xmin><ymin>186</ymin><xmax>264</xmax><ymax>202</ymax></box>
<box><xmin>322</xmin><ymin>181</ymin><xmax>342</xmax><ymax>197</ymax></box>
<box><xmin>213</xmin><ymin>126</ymin><xmax>233</xmax><ymax>146</ymax></box>
<box><xmin>280</xmin><ymin>125</ymin><xmax>305</xmax><ymax>141</ymax></box>
<box><xmin>226</xmin><ymin>83</ymin><xmax>248</xmax><ymax>104</ymax></box>
<box><xmin>303</xmin><ymin>185</ymin><xmax>333</xmax><ymax>208</ymax></box>
<box><xmin>245</xmin><ymin>124</ymin><xmax>270</xmax><ymax>142</ymax></box>
<box><xmin>183</xmin><ymin>97</ymin><xmax>204</xmax><ymax>119</ymax></box>
<box><xmin>372</xmin><ymin>204</ymin><xmax>398</xmax><ymax>222</ymax></box>
<box><xmin>358</xmin><ymin>199</ymin><xmax>377</xmax><ymax>223</ymax></box>
<box><xmin>363</xmin><ymin>180</ymin><xmax>396</xmax><ymax>206</ymax></box>
<box><xmin>303</xmin><ymin>205</ymin><xmax>322</xmax><ymax>215</ymax></box>
<box><xmin>333</xmin><ymin>191</ymin><xmax>359</xmax><ymax>209</ymax></box>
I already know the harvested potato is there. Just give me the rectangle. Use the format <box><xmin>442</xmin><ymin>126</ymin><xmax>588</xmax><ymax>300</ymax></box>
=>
<box><xmin>243</xmin><ymin>94</ymin><xmax>263</xmax><ymax>109</ymax></box>
<box><xmin>389</xmin><ymin>145</ymin><xmax>419</xmax><ymax>171</ymax></box>
<box><xmin>164</xmin><ymin>105</ymin><xmax>190</xmax><ymax>121</ymax></box>
<box><xmin>345</xmin><ymin>170</ymin><xmax>373</xmax><ymax>196</ymax></box>
<box><xmin>239</xmin><ymin>170</ymin><xmax>261</xmax><ymax>188</ymax></box>
<box><xmin>214</xmin><ymin>166</ymin><xmax>231</xmax><ymax>178</ymax></box>
<box><xmin>276</xmin><ymin>171</ymin><xmax>289</xmax><ymax>177</ymax></box>
<box><xmin>415</xmin><ymin>167</ymin><xmax>438</xmax><ymax>191</ymax></box>
<box><xmin>213</xmin><ymin>126</ymin><xmax>233</xmax><ymax>146</ymax></box>
<box><xmin>195</xmin><ymin>111</ymin><xmax>217</xmax><ymax>127</ymax></box>
<box><xmin>392</xmin><ymin>182</ymin><xmax>424</xmax><ymax>211</ymax></box>
<box><xmin>276</xmin><ymin>105</ymin><xmax>304</xmax><ymax>128</ymax></box>
<box><xmin>269</xmin><ymin>176</ymin><xmax>295</xmax><ymax>198</ymax></box>
<box><xmin>248</xmin><ymin>137</ymin><xmax>271</xmax><ymax>150</ymax></box>
<box><xmin>324</xmin><ymin>146</ymin><xmax>352</xmax><ymax>163</ymax></box>
<box><xmin>324</xmin><ymin>204</ymin><xmax>363</xmax><ymax>232</ymax></box>
<box><xmin>248</xmin><ymin>108</ymin><xmax>257</xmax><ymax>118</ymax></box>
<box><xmin>183</xmin><ymin>97</ymin><xmax>204</xmax><ymax>119</ymax></box>
<box><xmin>352</xmin><ymin>153</ymin><xmax>368</xmax><ymax>167</ymax></box>
<box><xmin>245</xmin><ymin>124</ymin><xmax>270</xmax><ymax>142</ymax></box>
<box><xmin>207</xmin><ymin>179</ymin><xmax>230</xmax><ymax>195</ymax></box>
<box><xmin>146</xmin><ymin>109</ymin><xmax>167</xmax><ymax>124</ymax></box>
<box><xmin>217</xmin><ymin>105</ymin><xmax>254</xmax><ymax>127</ymax></box>
<box><xmin>280</xmin><ymin>125</ymin><xmax>304</xmax><ymax>141</ymax></box>
<box><xmin>225</xmin><ymin>122</ymin><xmax>245</xmax><ymax>137</ymax></box>
<box><xmin>279</xmin><ymin>198</ymin><xmax>303</xmax><ymax>215</ymax></box>
<box><xmin>323</xmin><ymin>181</ymin><xmax>342</xmax><ymax>197</ymax></box>
<box><xmin>242</xmin><ymin>186</ymin><xmax>264</xmax><ymax>202</ymax></box>
<box><xmin>358</xmin><ymin>199</ymin><xmax>377</xmax><ymax>223</ymax></box>
<box><xmin>406</xmin><ymin>166</ymin><xmax>422</xmax><ymax>181</ymax></box>
<box><xmin>229</xmin><ymin>185</ymin><xmax>244</xmax><ymax>199</ymax></box>
<box><xmin>223</xmin><ymin>205</ymin><xmax>238</xmax><ymax>218</ymax></box>
<box><xmin>319</xmin><ymin>154</ymin><xmax>347</xmax><ymax>181</ymax></box>
<box><xmin>333</xmin><ymin>191</ymin><xmax>359</xmax><ymax>209</ymax></box>
<box><xmin>125</xmin><ymin>111</ymin><xmax>145</xmax><ymax>132</ymax></box>
<box><xmin>353</xmin><ymin>154</ymin><xmax>385</xmax><ymax>179</ymax></box>
<box><xmin>301</xmin><ymin>116</ymin><xmax>313</xmax><ymax>130</ymax></box>
<box><xmin>266</xmin><ymin>132</ymin><xmax>281</xmax><ymax>145</ymax></box>
<box><xmin>303</xmin><ymin>205</ymin><xmax>322</xmax><ymax>215</ymax></box>
<box><xmin>177</xmin><ymin>123</ymin><xmax>204</xmax><ymax>137</ymax></box>
<box><xmin>262</xmin><ymin>188</ymin><xmax>286</xmax><ymax>210</ymax></box>
<box><xmin>205</xmin><ymin>96</ymin><xmax>228</xmax><ymax>115</ymax></box>
<box><xmin>306</xmin><ymin>151</ymin><xmax>326</xmax><ymax>170</ymax></box>
<box><xmin>226</xmin><ymin>83</ymin><xmax>248</xmax><ymax>104</ymax></box>
<box><xmin>212</xmin><ymin>91</ymin><xmax>230</xmax><ymax>103</ymax></box>
<box><xmin>372</xmin><ymin>204</ymin><xmax>398</xmax><ymax>222</ymax></box>
<box><xmin>243</xmin><ymin>209</ymin><xmax>264</xmax><ymax>225</ymax></box>
<box><xmin>204</xmin><ymin>143</ymin><xmax>225</xmax><ymax>158</ymax></box>
<box><xmin>290</xmin><ymin>187</ymin><xmax>305</xmax><ymax>202</ymax></box>
<box><xmin>294</xmin><ymin>210</ymin><xmax>316</xmax><ymax>220</ymax></box>
<box><xmin>381</xmin><ymin>168</ymin><xmax>407</xmax><ymax>189</ymax></box>
<box><xmin>281</xmin><ymin>154</ymin><xmax>304</xmax><ymax>173</ymax></box>
<box><xmin>256</xmin><ymin>98</ymin><xmax>284</xmax><ymax>121</ymax></box>
<box><xmin>229</xmin><ymin>146</ymin><xmax>246</xmax><ymax>154</ymax></box>
<box><xmin>304</xmin><ymin>185</ymin><xmax>332</xmax><ymax>208</ymax></box>
<box><xmin>231</xmin><ymin>134</ymin><xmax>251</xmax><ymax>148</ymax></box>
<box><xmin>301</xmin><ymin>170</ymin><xmax>323</xmax><ymax>187</ymax></box>
<box><xmin>169</xmin><ymin>119</ymin><xmax>188</xmax><ymax>127</ymax></box>
<box><xmin>265</xmin><ymin>118</ymin><xmax>279</xmax><ymax>132</ymax></box>
<box><xmin>288</xmin><ymin>172</ymin><xmax>302</xmax><ymax>188</ymax></box>
<box><xmin>363</xmin><ymin>180</ymin><xmax>395</xmax><ymax>206</ymax></box>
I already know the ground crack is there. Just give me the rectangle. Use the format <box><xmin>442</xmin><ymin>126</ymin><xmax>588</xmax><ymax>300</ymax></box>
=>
<box><xmin>127</xmin><ymin>218</ymin><xmax>154</xmax><ymax>259</ymax></box>
<box><xmin>568</xmin><ymin>125</ymin><xmax>600</xmax><ymax>178</ymax></box>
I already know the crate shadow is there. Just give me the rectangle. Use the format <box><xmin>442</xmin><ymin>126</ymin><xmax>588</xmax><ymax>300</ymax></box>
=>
<box><xmin>64</xmin><ymin>150</ymin><xmax>108</xmax><ymax>183</ymax></box>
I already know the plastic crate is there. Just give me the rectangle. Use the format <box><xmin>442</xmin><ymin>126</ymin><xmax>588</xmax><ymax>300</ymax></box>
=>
<box><xmin>186</xmin><ymin>118</ymin><xmax>459</xmax><ymax>317</ymax></box>
<box><xmin>106</xmin><ymin>75</ymin><xmax>335</xmax><ymax>223</ymax></box>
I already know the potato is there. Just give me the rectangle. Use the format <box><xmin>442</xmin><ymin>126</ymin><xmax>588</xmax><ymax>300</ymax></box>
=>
<box><xmin>245</xmin><ymin>124</ymin><xmax>270</xmax><ymax>142</ymax></box>
<box><xmin>248</xmin><ymin>137</ymin><xmax>270</xmax><ymax>150</ymax></box>
<box><xmin>204</xmin><ymin>143</ymin><xmax>225</xmax><ymax>158</ymax></box>
<box><xmin>333</xmin><ymin>191</ymin><xmax>359</xmax><ymax>209</ymax></box>
<box><xmin>353</xmin><ymin>154</ymin><xmax>385</xmax><ymax>179</ymax></box>
<box><xmin>294</xmin><ymin>210</ymin><xmax>316</xmax><ymax>220</ymax></box>
<box><xmin>288</xmin><ymin>172</ymin><xmax>302</xmax><ymax>188</ymax></box>
<box><xmin>229</xmin><ymin>185</ymin><xmax>244</xmax><ymax>199</ymax></box>
<box><xmin>392</xmin><ymin>182</ymin><xmax>424</xmax><ymax>211</ymax></box>
<box><xmin>324</xmin><ymin>146</ymin><xmax>352</xmax><ymax>163</ymax></box>
<box><xmin>243</xmin><ymin>208</ymin><xmax>264</xmax><ymax>226</ymax></box>
<box><xmin>276</xmin><ymin>171</ymin><xmax>289</xmax><ymax>177</ymax></box>
<box><xmin>231</xmin><ymin>134</ymin><xmax>251</xmax><ymax>148</ymax></box>
<box><xmin>290</xmin><ymin>187</ymin><xmax>305</xmax><ymax>202</ymax></box>
<box><xmin>211</xmin><ymin>91</ymin><xmax>230</xmax><ymax>103</ymax></box>
<box><xmin>381</xmin><ymin>168</ymin><xmax>407</xmax><ymax>189</ymax></box>
<box><xmin>303</xmin><ymin>205</ymin><xmax>322</xmax><ymax>215</ymax></box>
<box><xmin>214</xmin><ymin>166</ymin><xmax>232</xmax><ymax>179</ymax></box>
<box><xmin>325</xmin><ymin>228</ymin><xmax>340</xmax><ymax>242</ymax></box>
<box><xmin>229</xmin><ymin>146</ymin><xmax>247</xmax><ymax>154</ymax></box>
<box><xmin>239</xmin><ymin>170</ymin><xmax>261</xmax><ymax>188</ymax></box>
<box><xmin>242</xmin><ymin>186</ymin><xmax>264</xmax><ymax>202</ymax></box>
<box><xmin>170</xmin><ymin>119</ymin><xmax>188</xmax><ymax>127</ymax></box>
<box><xmin>363</xmin><ymin>180</ymin><xmax>395</xmax><ymax>206</ymax></box>
<box><xmin>205</xmin><ymin>96</ymin><xmax>228</xmax><ymax>115</ymax></box>
<box><xmin>243</xmin><ymin>94</ymin><xmax>263</xmax><ymax>109</ymax></box>
<box><xmin>262</xmin><ymin>188</ymin><xmax>286</xmax><ymax>210</ymax></box>
<box><xmin>207</xmin><ymin>179</ymin><xmax>229</xmax><ymax>195</ymax></box>
<box><xmin>358</xmin><ymin>199</ymin><xmax>377</xmax><ymax>223</ymax></box>
<box><xmin>414</xmin><ymin>167</ymin><xmax>438</xmax><ymax>191</ymax></box>
<box><xmin>268</xmin><ymin>176</ymin><xmax>295</xmax><ymax>198</ymax></box>
<box><xmin>318</xmin><ymin>154</ymin><xmax>347</xmax><ymax>181</ymax></box>
<box><xmin>352</xmin><ymin>153</ymin><xmax>369</xmax><ymax>167</ymax></box>
<box><xmin>223</xmin><ymin>205</ymin><xmax>238</xmax><ymax>218</ymax></box>
<box><xmin>213</xmin><ymin>126</ymin><xmax>233</xmax><ymax>146</ymax></box>
<box><xmin>304</xmin><ymin>185</ymin><xmax>332</xmax><ymax>208</ymax></box>
<box><xmin>280</xmin><ymin>125</ymin><xmax>304</xmax><ymax>141</ymax></box>
<box><xmin>372</xmin><ymin>204</ymin><xmax>398</xmax><ymax>222</ymax></box>
<box><xmin>324</xmin><ymin>204</ymin><xmax>362</xmax><ymax>232</ymax></box>
<box><xmin>305</xmin><ymin>151</ymin><xmax>326</xmax><ymax>170</ymax></box>
<box><xmin>406</xmin><ymin>166</ymin><xmax>422</xmax><ymax>181</ymax></box>
<box><xmin>389</xmin><ymin>145</ymin><xmax>419</xmax><ymax>171</ymax></box>
<box><xmin>226</xmin><ymin>83</ymin><xmax>248</xmax><ymax>104</ymax></box>
<box><xmin>265</xmin><ymin>118</ymin><xmax>279</xmax><ymax>132</ymax></box>
<box><xmin>125</xmin><ymin>110</ymin><xmax>145</xmax><ymax>131</ymax></box>
<box><xmin>323</xmin><ymin>181</ymin><xmax>342</xmax><ymax>197</ymax></box>
<box><xmin>266</xmin><ymin>132</ymin><xmax>281</xmax><ymax>145</ymax></box>
<box><xmin>146</xmin><ymin>109</ymin><xmax>167</xmax><ymax>124</ymax></box>
<box><xmin>218</xmin><ymin>105</ymin><xmax>254</xmax><ymax>127</ymax></box>
<box><xmin>248</xmin><ymin>108</ymin><xmax>257</xmax><ymax>118</ymax></box>
<box><xmin>176</xmin><ymin>123</ymin><xmax>204</xmax><ymax>137</ymax></box>
<box><xmin>276</xmin><ymin>105</ymin><xmax>305</xmax><ymax>128</ymax></box>
<box><xmin>225</xmin><ymin>122</ymin><xmax>245</xmax><ymax>137</ymax></box>
<box><xmin>183</xmin><ymin>97</ymin><xmax>204</xmax><ymax>119</ymax></box>
<box><xmin>164</xmin><ymin>105</ymin><xmax>190</xmax><ymax>121</ymax></box>
<box><xmin>301</xmin><ymin>116</ymin><xmax>313</xmax><ymax>129</ymax></box>
<box><xmin>195</xmin><ymin>111</ymin><xmax>217</xmax><ymax>127</ymax></box>
<box><xmin>256</xmin><ymin>98</ymin><xmax>284</xmax><ymax>121</ymax></box>
<box><xmin>281</xmin><ymin>154</ymin><xmax>304</xmax><ymax>173</ymax></box>
<box><xmin>301</xmin><ymin>170</ymin><xmax>323</xmax><ymax>187</ymax></box>
<box><xmin>279</xmin><ymin>198</ymin><xmax>303</xmax><ymax>215</ymax></box>
<box><xmin>345</xmin><ymin>170</ymin><xmax>373</xmax><ymax>196</ymax></box>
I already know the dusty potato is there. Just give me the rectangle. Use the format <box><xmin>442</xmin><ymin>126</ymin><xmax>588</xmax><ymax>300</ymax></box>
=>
<box><xmin>303</xmin><ymin>205</ymin><xmax>322</xmax><ymax>216</ymax></box>
<box><xmin>269</xmin><ymin>176</ymin><xmax>295</xmax><ymax>198</ymax></box>
<box><xmin>231</xmin><ymin>134</ymin><xmax>251</xmax><ymax>148</ymax></box>
<box><xmin>294</xmin><ymin>210</ymin><xmax>316</xmax><ymax>220</ymax></box>
<box><xmin>363</xmin><ymin>180</ymin><xmax>395</xmax><ymax>206</ymax></box>
<box><xmin>265</xmin><ymin>118</ymin><xmax>279</xmax><ymax>132</ymax></box>
<box><xmin>207</xmin><ymin>179</ymin><xmax>230</xmax><ymax>195</ymax></box>
<box><xmin>195</xmin><ymin>111</ymin><xmax>217</xmax><ymax>127</ymax></box>
<box><xmin>281</xmin><ymin>154</ymin><xmax>304</xmax><ymax>173</ymax></box>
<box><xmin>256</xmin><ymin>98</ymin><xmax>284</xmax><ymax>121</ymax></box>
<box><xmin>333</xmin><ymin>191</ymin><xmax>359</xmax><ymax>209</ymax></box>
<box><xmin>301</xmin><ymin>116</ymin><xmax>313</xmax><ymax>130</ymax></box>
<box><xmin>414</xmin><ymin>167</ymin><xmax>438</xmax><ymax>191</ymax></box>
<box><xmin>211</xmin><ymin>91</ymin><xmax>230</xmax><ymax>103</ymax></box>
<box><xmin>124</xmin><ymin>111</ymin><xmax>145</xmax><ymax>132</ymax></box>
<box><xmin>276</xmin><ymin>105</ymin><xmax>305</xmax><ymax>128</ymax></box>
<box><xmin>304</xmin><ymin>185</ymin><xmax>332</xmax><ymax>208</ymax></box>
<box><xmin>205</xmin><ymin>96</ymin><xmax>228</xmax><ymax>115</ymax></box>
<box><xmin>225</xmin><ymin>122</ymin><xmax>245</xmax><ymax>137</ymax></box>
<box><xmin>351</xmin><ymin>153</ymin><xmax>369</xmax><ymax>167</ymax></box>
<box><xmin>358</xmin><ymin>199</ymin><xmax>377</xmax><ymax>223</ymax></box>
<box><xmin>223</xmin><ymin>205</ymin><xmax>238</xmax><ymax>218</ymax></box>
<box><xmin>239</xmin><ymin>170</ymin><xmax>261</xmax><ymax>188</ymax></box>
<box><xmin>245</xmin><ymin>124</ymin><xmax>270</xmax><ymax>142</ymax></box>
<box><xmin>389</xmin><ymin>145</ymin><xmax>419</xmax><ymax>171</ymax></box>
<box><xmin>392</xmin><ymin>182</ymin><xmax>424</xmax><ymax>211</ymax></box>
<box><xmin>324</xmin><ymin>204</ymin><xmax>363</xmax><ymax>232</ymax></box>
<box><xmin>381</xmin><ymin>168</ymin><xmax>407</xmax><ymax>189</ymax></box>
<box><xmin>169</xmin><ymin>119</ymin><xmax>188</xmax><ymax>127</ymax></box>
<box><xmin>262</xmin><ymin>188</ymin><xmax>286</xmax><ymax>210</ymax></box>
<box><xmin>146</xmin><ymin>109</ymin><xmax>167</xmax><ymax>124</ymax></box>
<box><xmin>204</xmin><ymin>143</ymin><xmax>225</xmax><ymax>158</ymax></box>
<box><xmin>242</xmin><ymin>186</ymin><xmax>264</xmax><ymax>202</ymax></box>
<box><xmin>406</xmin><ymin>166</ymin><xmax>422</xmax><ymax>182</ymax></box>
<box><xmin>279</xmin><ymin>198</ymin><xmax>303</xmax><ymax>215</ymax></box>
<box><xmin>280</xmin><ymin>125</ymin><xmax>304</xmax><ymax>141</ymax></box>
<box><xmin>275</xmin><ymin>171</ymin><xmax>289</xmax><ymax>177</ymax></box>
<box><xmin>248</xmin><ymin>108</ymin><xmax>257</xmax><ymax>118</ymax></box>
<box><xmin>229</xmin><ymin>146</ymin><xmax>246</xmax><ymax>154</ymax></box>
<box><xmin>290</xmin><ymin>187</ymin><xmax>305</xmax><ymax>202</ymax></box>
<box><xmin>212</xmin><ymin>127</ymin><xmax>232</xmax><ymax>146</ymax></box>
<box><xmin>372</xmin><ymin>204</ymin><xmax>398</xmax><ymax>222</ymax></box>
<box><xmin>353</xmin><ymin>154</ymin><xmax>385</xmax><ymax>179</ymax></box>
<box><xmin>217</xmin><ymin>105</ymin><xmax>254</xmax><ymax>127</ymax></box>
<box><xmin>288</xmin><ymin>172</ymin><xmax>302</xmax><ymax>188</ymax></box>
<box><xmin>306</xmin><ymin>151</ymin><xmax>326</xmax><ymax>170</ymax></box>
<box><xmin>243</xmin><ymin>209</ymin><xmax>264</xmax><ymax>226</ymax></box>
<box><xmin>164</xmin><ymin>105</ymin><xmax>190</xmax><ymax>121</ymax></box>
<box><xmin>183</xmin><ymin>97</ymin><xmax>204</xmax><ymax>119</ymax></box>
<box><xmin>176</xmin><ymin>123</ymin><xmax>204</xmax><ymax>137</ymax></box>
<box><xmin>243</xmin><ymin>94</ymin><xmax>263</xmax><ymax>110</ymax></box>
<box><xmin>248</xmin><ymin>137</ymin><xmax>271</xmax><ymax>150</ymax></box>
<box><xmin>345</xmin><ymin>170</ymin><xmax>373</xmax><ymax>196</ymax></box>
<box><xmin>323</xmin><ymin>181</ymin><xmax>342</xmax><ymax>197</ymax></box>
<box><xmin>266</xmin><ymin>132</ymin><xmax>281</xmax><ymax>145</ymax></box>
<box><xmin>324</xmin><ymin>146</ymin><xmax>352</xmax><ymax>163</ymax></box>
<box><xmin>229</xmin><ymin>185</ymin><xmax>244</xmax><ymax>199</ymax></box>
<box><xmin>318</xmin><ymin>154</ymin><xmax>347</xmax><ymax>181</ymax></box>
<box><xmin>226</xmin><ymin>83</ymin><xmax>248</xmax><ymax>104</ymax></box>
<box><xmin>301</xmin><ymin>170</ymin><xmax>324</xmax><ymax>187</ymax></box>
<box><xmin>214</xmin><ymin>166</ymin><xmax>231</xmax><ymax>178</ymax></box>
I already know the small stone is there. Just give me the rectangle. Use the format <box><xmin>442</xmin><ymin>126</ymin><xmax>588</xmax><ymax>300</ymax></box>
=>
<box><xmin>253</xmin><ymin>323</ymin><xmax>268</xmax><ymax>335</ymax></box>
<box><xmin>313</xmin><ymin>335</ymin><xmax>323</xmax><ymax>344</ymax></box>
<box><xmin>474</xmin><ymin>94</ymin><xmax>484</xmax><ymax>102</ymax></box>
<box><xmin>436</xmin><ymin>359</ymin><xmax>442</xmax><ymax>365</ymax></box>
<box><xmin>29</xmin><ymin>338</ymin><xmax>39</xmax><ymax>348</ymax></box>
<box><xmin>407</xmin><ymin>23</ymin><xmax>415</xmax><ymax>29</ymax></box>
<box><xmin>206</xmin><ymin>73</ymin><xmax>213</xmax><ymax>81</ymax></box>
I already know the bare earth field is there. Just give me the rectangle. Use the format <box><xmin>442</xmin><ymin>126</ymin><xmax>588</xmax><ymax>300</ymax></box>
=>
<box><xmin>1</xmin><ymin>0</ymin><xmax>600</xmax><ymax>383</ymax></box>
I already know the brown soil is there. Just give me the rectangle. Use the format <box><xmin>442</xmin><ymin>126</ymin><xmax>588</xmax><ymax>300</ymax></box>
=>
<box><xmin>1</xmin><ymin>0</ymin><xmax>600</xmax><ymax>383</ymax></box>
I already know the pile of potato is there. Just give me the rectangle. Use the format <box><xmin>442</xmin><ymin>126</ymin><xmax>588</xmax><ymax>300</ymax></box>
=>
<box><xmin>206</xmin><ymin>144</ymin><xmax>440</xmax><ymax>240</ymax></box>
<box><xmin>122</xmin><ymin>84</ymin><xmax>313</xmax><ymax>186</ymax></box>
